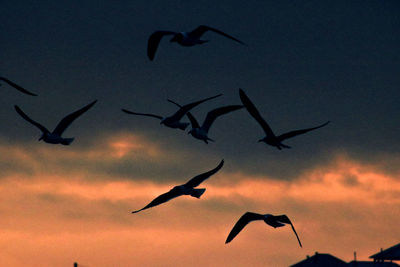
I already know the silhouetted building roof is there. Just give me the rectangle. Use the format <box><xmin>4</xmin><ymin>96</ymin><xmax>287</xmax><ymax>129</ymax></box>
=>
<box><xmin>370</xmin><ymin>243</ymin><xmax>400</xmax><ymax>261</ymax></box>
<box><xmin>290</xmin><ymin>252</ymin><xmax>348</xmax><ymax>267</ymax></box>
<box><xmin>348</xmin><ymin>261</ymin><xmax>399</xmax><ymax>267</ymax></box>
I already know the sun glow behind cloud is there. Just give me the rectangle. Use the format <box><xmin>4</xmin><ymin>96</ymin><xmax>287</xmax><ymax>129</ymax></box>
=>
<box><xmin>0</xmin><ymin>134</ymin><xmax>399</xmax><ymax>266</ymax></box>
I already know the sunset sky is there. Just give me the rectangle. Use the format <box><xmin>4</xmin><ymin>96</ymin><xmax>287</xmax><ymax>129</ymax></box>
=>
<box><xmin>1</xmin><ymin>1</ymin><xmax>399</xmax><ymax>266</ymax></box>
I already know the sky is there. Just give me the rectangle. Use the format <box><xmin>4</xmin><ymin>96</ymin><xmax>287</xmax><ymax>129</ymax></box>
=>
<box><xmin>0</xmin><ymin>1</ymin><xmax>399</xmax><ymax>266</ymax></box>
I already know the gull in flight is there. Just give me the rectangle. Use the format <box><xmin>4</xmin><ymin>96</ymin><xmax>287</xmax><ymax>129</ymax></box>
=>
<box><xmin>122</xmin><ymin>94</ymin><xmax>222</xmax><ymax>130</ymax></box>
<box><xmin>239</xmin><ymin>89</ymin><xmax>330</xmax><ymax>150</ymax></box>
<box><xmin>15</xmin><ymin>100</ymin><xmax>97</xmax><ymax>145</ymax></box>
<box><xmin>0</xmin><ymin>77</ymin><xmax>37</xmax><ymax>96</ymax></box>
<box><xmin>168</xmin><ymin>99</ymin><xmax>243</xmax><ymax>143</ymax></box>
<box><xmin>147</xmin><ymin>25</ymin><xmax>246</xmax><ymax>60</ymax></box>
<box><xmin>225</xmin><ymin>212</ymin><xmax>302</xmax><ymax>247</ymax></box>
<box><xmin>132</xmin><ymin>159</ymin><xmax>224</xmax><ymax>214</ymax></box>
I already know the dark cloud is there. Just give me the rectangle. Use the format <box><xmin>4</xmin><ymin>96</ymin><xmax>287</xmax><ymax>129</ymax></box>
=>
<box><xmin>1</xmin><ymin>1</ymin><xmax>399</xmax><ymax>181</ymax></box>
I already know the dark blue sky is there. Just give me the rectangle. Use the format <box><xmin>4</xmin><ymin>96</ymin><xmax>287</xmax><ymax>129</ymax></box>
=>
<box><xmin>1</xmin><ymin>0</ymin><xmax>399</xmax><ymax>180</ymax></box>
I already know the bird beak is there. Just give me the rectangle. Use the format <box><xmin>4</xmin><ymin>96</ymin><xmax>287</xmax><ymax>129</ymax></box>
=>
<box><xmin>38</xmin><ymin>137</ymin><xmax>43</xmax><ymax>141</ymax></box>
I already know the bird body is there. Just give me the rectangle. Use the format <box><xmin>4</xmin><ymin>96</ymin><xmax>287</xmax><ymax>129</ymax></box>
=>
<box><xmin>258</xmin><ymin>136</ymin><xmax>292</xmax><ymax>149</ymax></box>
<box><xmin>170</xmin><ymin>32</ymin><xmax>208</xmax><ymax>46</ymax></box>
<box><xmin>171</xmin><ymin>185</ymin><xmax>206</xmax><ymax>198</ymax></box>
<box><xmin>39</xmin><ymin>132</ymin><xmax>74</xmax><ymax>145</ymax></box>
<box><xmin>225</xmin><ymin>212</ymin><xmax>302</xmax><ymax>247</ymax></box>
<box><xmin>186</xmin><ymin>105</ymin><xmax>243</xmax><ymax>143</ymax></box>
<box><xmin>188</xmin><ymin>127</ymin><xmax>211</xmax><ymax>143</ymax></box>
<box><xmin>122</xmin><ymin>94</ymin><xmax>222</xmax><ymax>131</ymax></box>
<box><xmin>15</xmin><ymin>100</ymin><xmax>97</xmax><ymax>145</ymax></box>
<box><xmin>160</xmin><ymin>117</ymin><xmax>190</xmax><ymax>130</ymax></box>
<box><xmin>147</xmin><ymin>25</ymin><xmax>245</xmax><ymax>60</ymax></box>
<box><xmin>132</xmin><ymin>160</ymin><xmax>224</xmax><ymax>214</ymax></box>
<box><xmin>168</xmin><ymin>99</ymin><xmax>243</xmax><ymax>143</ymax></box>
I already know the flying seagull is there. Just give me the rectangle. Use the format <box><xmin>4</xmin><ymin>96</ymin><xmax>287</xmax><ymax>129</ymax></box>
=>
<box><xmin>147</xmin><ymin>25</ymin><xmax>246</xmax><ymax>60</ymax></box>
<box><xmin>132</xmin><ymin>159</ymin><xmax>224</xmax><ymax>214</ymax></box>
<box><xmin>15</xmin><ymin>100</ymin><xmax>97</xmax><ymax>145</ymax></box>
<box><xmin>122</xmin><ymin>94</ymin><xmax>222</xmax><ymax>130</ymax></box>
<box><xmin>239</xmin><ymin>89</ymin><xmax>330</xmax><ymax>150</ymax></box>
<box><xmin>0</xmin><ymin>77</ymin><xmax>37</xmax><ymax>96</ymax></box>
<box><xmin>225</xmin><ymin>212</ymin><xmax>302</xmax><ymax>247</ymax></box>
<box><xmin>168</xmin><ymin>99</ymin><xmax>243</xmax><ymax>143</ymax></box>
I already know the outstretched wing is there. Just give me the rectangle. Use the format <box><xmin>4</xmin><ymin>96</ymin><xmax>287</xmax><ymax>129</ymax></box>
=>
<box><xmin>122</xmin><ymin>109</ymin><xmax>163</xmax><ymax>120</ymax></box>
<box><xmin>225</xmin><ymin>212</ymin><xmax>265</xmax><ymax>244</ymax></box>
<box><xmin>170</xmin><ymin>93</ymin><xmax>222</xmax><ymax>121</ymax></box>
<box><xmin>184</xmin><ymin>159</ymin><xmax>224</xmax><ymax>188</ymax></box>
<box><xmin>277</xmin><ymin>121</ymin><xmax>330</xmax><ymax>141</ymax></box>
<box><xmin>0</xmin><ymin>77</ymin><xmax>38</xmax><ymax>96</ymax></box>
<box><xmin>201</xmin><ymin>105</ymin><xmax>243</xmax><ymax>133</ymax></box>
<box><xmin>14</xmin><ymin>105</ymin><xmax>49</xmax><ymax>134</ymax></box>
<box><xmin>274</xmin><ymin>215</ymin><xmax>302</xmax><ymax>248</ymax></box>
<box><xmin>167</xmin><ymin>99</ymin><xmax>200</xmax><ymax>128</ymax></box>
<box><xmin>52</xmin><ymin>100</ymin><xmax>97</xmax><ymax>135</ymax></box>
<box><xmin>189</xmin><ymin>25</ymin><xmax>246</xmax><ymax>45</ymax></box>
<box><xmin>132</xmin><ymin>187</ymin><xmax>181</xmax><ymax>214</ymax></box>
<box><xmin>239</xmin><ymin>89</ymin><xmax>276</xmax><ymax>138</ymax></box>
<box><xmin>147</xmin><ymin>31</ymin><xmax>176</xmax><ymax>60</ymax></box>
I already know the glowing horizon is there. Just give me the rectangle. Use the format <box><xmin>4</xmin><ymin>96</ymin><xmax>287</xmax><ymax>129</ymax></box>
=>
<box><xmin>0</xmin><ymin>133</ymin><xmax>399</xmax><ymax>266</ymax></box>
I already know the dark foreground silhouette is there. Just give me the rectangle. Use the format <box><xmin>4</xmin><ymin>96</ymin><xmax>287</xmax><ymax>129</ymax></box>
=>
<box><xmin>225</xmin><ymin>212</ymin><xmax>302</xmax><ymax>247</ymax></box>
<box><xmin>239</xmin><ymin>88</ymin><xmax>329</xmax><ymax>150</ymax></box>
<box><xmin>15</xmin><ymin>100</ymin><xmax>97</xmax><ymax>145</ymax></box>
<box><xmin>132</xmin><ymin>160</ymin><xmax>224</xmax><ymax>213</ymax></box>
<box><xmin>147</xmin><ymin>25</ymin><xmax>246</xmax><ymax>60</ymax></box>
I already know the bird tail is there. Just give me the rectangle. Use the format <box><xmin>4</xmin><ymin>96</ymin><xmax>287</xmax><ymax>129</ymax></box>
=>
<box><xmin>190</xmin><ymin>188</ymin><xmax>206</xmax><ymax>198</ymax></box>
<box><xmin>60</xmin><ymin>138</ymin><xmax>74</xmax><ymax>145</ymax></box>
<box><xmin>203</xmin><ymin>137</ymin><xmax>215</xmax><ymax>144</ymax></box>
<box><xmin>280</xmin><ymin>143</ymin><xmax>291</xmax><ymax>149</ymax></box>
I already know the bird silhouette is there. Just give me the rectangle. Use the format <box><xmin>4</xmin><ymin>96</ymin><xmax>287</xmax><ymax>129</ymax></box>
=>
<box><xmin>15</xmin><ymin>100</ymin><xmax>97</xmax><ymax>145</ymax></box>
<box><xmin>132</xmin><ymin>160</ymin><xmax>224</xmax><ymax>213</ymax></box>
<box><xmin>0</xmin><ymin>77</ymin><xmax>37</xmax><ymax>96</ymax></box>
<box><xmin>239</xmin><ymin>89</ymin><xmax>329</xmax><ymax>149</ymax></box>
<box><xmin>168</xmin><ymin>99</ymin><xmax>243</xmax><ymax>143</ymax></box>
<box><xmin>147</xmin><ymin>25</ymin><xmax>246</xmax><ymax>60</ymax></box>
<box><xmin>122</xmin><ymin>94</ymin><xmax>222</xmax><ymax>130</ymax></box>
<box><xmin>225</xmin><ymin>212</ymin><xmax>302</xmax><ymax>247</ymax></box>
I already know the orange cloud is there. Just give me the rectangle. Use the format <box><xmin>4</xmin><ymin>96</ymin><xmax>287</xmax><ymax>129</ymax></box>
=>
<box><xmin>0</xmin><ymin>137</ymin><xmax>399</xmax><ymax>266</ymax></box>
